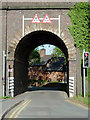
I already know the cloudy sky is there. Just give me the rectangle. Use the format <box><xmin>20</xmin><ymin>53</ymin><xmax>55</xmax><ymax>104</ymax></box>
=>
<box><xmin>38</xmin><ymin>44</ymin><xmax>55</xmax><ymax>55</ymax></box>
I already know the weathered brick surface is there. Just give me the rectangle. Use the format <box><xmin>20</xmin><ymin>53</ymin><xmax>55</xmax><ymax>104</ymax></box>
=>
<box><xmin>0</xmin><ymin>6</ymin><xmax>82</xmax><ymax>96</ymax></box>
<box><xmin>76</xmin><ymin>48</ymin><xmax>82</xmax><ymax>95</ymax></box>
<box><xmin>3</xmin><ymin>9</ymin><xmax>76</xmax><ymax>60</ymax></box>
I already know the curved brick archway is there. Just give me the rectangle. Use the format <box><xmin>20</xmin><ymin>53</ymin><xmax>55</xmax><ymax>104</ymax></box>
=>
<box><xmin>8</xmin><ymin>25</ymin><xmax>76</xmax><ymax>61</ymax></box>
<box><xmin>14</xmin><ymin>30</ymin><xmax>69</xmax><ymax>96</ymax></box>
<box><xmin>7</xmin><ymin>26</ymin><xmax>81</xmax><ymax>97</ymax></box>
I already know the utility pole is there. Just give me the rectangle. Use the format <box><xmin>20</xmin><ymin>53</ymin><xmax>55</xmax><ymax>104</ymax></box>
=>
<box><xmin>83</xmin><ymin>49</ymin><xmax>86</xmax><ymax>98</ymax></box>
<box><xmin>3</xmin><ymin>51</ymin><xmax>6</xmax><ymax>97</ymax></box>
<box><xmin>83</xmin><ymin>49</ymin><xmax>89</xmax><ymax>97</ymax></box>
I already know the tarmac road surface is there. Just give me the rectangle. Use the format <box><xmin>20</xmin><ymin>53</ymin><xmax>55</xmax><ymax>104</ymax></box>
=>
<box><xmin>5</xmin><ymin>90</ymin><xmax>88</xmax><ymax>119</ymax></box>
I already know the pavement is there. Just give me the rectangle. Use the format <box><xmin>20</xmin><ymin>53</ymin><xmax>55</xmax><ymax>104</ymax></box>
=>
<box><xmin>0</xmin><ymin>92</ymin><xmax>30</xmax><ymax>120</ymax></box>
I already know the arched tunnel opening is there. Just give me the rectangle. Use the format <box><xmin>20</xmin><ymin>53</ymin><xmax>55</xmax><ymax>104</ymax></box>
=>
<box><xmin>14</xmin><ymin>30</ymin><xmax>69</xmax><ymax>96</ymax></box>
<box><xmin>28</xmin><ymin>44</ymin><xmax>68</xmax><ymax>92</ymax></box>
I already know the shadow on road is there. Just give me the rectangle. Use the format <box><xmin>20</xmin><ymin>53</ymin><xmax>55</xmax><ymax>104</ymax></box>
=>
<box><xmin>28</xmin><ymin>83</ymin><xmax>68</xmax><ymax>93</ymax></box>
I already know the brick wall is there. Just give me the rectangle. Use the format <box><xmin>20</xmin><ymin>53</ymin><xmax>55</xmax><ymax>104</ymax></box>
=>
<box><xmin>1</xmin><ymin>8</ymin><xmax>80</xmax><ymax>96</ymax></box>
<box><xmin>28</xmin><ymin>66</ymin><xmax>66</xmax><ymax>84</ymax></box>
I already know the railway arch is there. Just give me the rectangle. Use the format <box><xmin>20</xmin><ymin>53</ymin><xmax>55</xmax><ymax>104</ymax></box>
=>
<box><xmin>8</xmin><ymin>28</ymin><xmax>81</xmax><ymax>97</ymax></box>
<box><xmin>0</xmin><ymin>1</ymin><xmax>83</xmax><ymax>97</ymax></box>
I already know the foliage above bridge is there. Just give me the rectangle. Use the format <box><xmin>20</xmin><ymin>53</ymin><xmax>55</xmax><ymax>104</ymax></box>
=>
<box><xmin>67</xmin><ymin>2</ymin><xmax>89</xmax><ymax>55</ymax></box>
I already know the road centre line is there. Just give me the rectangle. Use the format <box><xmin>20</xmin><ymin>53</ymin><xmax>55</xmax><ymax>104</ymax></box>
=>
<box><xmin>14</xmin><ymin>100</ymin><xmax>32</xmax><ymax>118</ymax></box>
<box><xmin>9</xmin><ymin>100</ymin><xmax>30</xmax><ymax>119</ymax></box>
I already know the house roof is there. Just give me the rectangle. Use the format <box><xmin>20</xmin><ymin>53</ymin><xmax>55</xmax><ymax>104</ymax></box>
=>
<box><xmin>30</xmin><ymin>56</ymin><xmax>66</xmax><ymax>72</ymax></box>
<box><xmin>46</xmin><ymin>57</ymin><xmax>65</xmax><ymax>71</ymax></box>
<box><xmin>41</xmin><ymin>55</ymin><xmax>52</xmax><ymax>64</ymax></box>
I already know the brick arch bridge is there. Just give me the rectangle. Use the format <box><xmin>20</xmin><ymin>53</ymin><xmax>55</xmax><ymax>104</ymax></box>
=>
<box><xmin>0</xmin><ymin>1</ymin><xmax>84</xmax><ymax>97</ymax></box>
<box><xmin>9</xmin><ymin>26</ymin><xmax>76</xmax><ymax>60</ymax></box>
<box><xmin>8</xmin><ymin>29</ymin><xmax>80</xmax><ymax>97</ymax></box>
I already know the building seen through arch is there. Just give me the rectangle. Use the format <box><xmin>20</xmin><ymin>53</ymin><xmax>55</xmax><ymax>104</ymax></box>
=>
<box><xmin>28</xmin><ymin>48</ymin><xmax>67</xmax><ymax>87</ymax></box>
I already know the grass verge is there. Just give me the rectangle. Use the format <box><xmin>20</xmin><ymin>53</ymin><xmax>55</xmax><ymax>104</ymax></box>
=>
<box><xmin>72</xmin><ymin>94</ymin><xmax>90</xmax><ymax>106</ymax></box>
<box><xmin>0</xmin><ymin>96</ymin><xmax>12</xmax><ymax>99</ymax></box>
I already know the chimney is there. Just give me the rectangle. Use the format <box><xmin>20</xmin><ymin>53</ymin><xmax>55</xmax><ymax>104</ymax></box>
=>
<box><xmin>40</xmin><ymin>48</ymin><xmax>46</xmax><ymax>57</ymax></box>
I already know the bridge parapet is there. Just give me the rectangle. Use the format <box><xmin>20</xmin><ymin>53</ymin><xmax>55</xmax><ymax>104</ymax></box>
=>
<box><xmin>1</xmin><ymin>0</ymin><xmax>88</xmax><ymax>10</ymax></box>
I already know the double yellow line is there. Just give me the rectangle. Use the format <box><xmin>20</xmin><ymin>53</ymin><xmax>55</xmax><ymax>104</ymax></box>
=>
<box><xmin>9</xmin><ymin>99</ymin><xmax>32</xmax><ymax>119</ymax></box>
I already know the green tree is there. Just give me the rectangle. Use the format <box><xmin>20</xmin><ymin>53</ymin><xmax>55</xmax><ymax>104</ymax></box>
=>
<box><xmin>52</xmin><ymin>47</ymin><xmax>65</xmax><ymax>58</ymax></box>
<box><xmin>28</xmin><ymin>49</ymin><xmax>41</xmax><ymax>65</ymax></box>
<box><xmin>67</xmin><ymin>2</ymin><xmax>90</xmax><ymax>55</ymax></box>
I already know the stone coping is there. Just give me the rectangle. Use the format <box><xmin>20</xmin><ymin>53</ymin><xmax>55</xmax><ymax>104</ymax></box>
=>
<box><xmin>0</xmin><ymin>0</ymin><xmax>89</xmax><ymax>10</ymax></box>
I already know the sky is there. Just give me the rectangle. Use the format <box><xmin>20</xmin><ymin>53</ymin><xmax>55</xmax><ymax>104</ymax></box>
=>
<box><xmin>38</xmin><ymin>44</ymin><xmax>55</xmax><ymax>55</ymax></box>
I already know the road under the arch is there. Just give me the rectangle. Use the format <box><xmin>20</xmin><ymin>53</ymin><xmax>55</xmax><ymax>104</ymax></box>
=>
<box><xmin>14</xmin><ymin>30</ymin><xmax>69</xmax><ymax>96</ymax></box>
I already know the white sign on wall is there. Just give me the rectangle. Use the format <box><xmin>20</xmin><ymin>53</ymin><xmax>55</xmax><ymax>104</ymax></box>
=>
<box><xmin>8</xmin><ymin>77</ymin><xmax>14</xmax><ymax>97</ymax></box>
<box><xmin>42</xmin><ymin>14</ymin><xmax>52</xmax><ymax>23</ymax></box>
<box><xmin>22</xmin><ymin>14</ymin><xmax>60</xmax><ymax>37</ymax></box>
<box><xmin>31</xmin><ymin>14</ymin><xmax>41</xmax><ymax>23</ymax></box>
<box><xmin>8</xmin><ymin>68</ymin><xmax>13</xmax><ymax>72</ymax></box>
<box><xmin>69</xmin><ymin>77</ymin><xmax>74</xmax><ymax>97</ymax></box>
